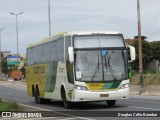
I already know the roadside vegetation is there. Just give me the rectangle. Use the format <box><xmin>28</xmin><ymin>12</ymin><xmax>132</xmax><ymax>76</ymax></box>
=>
<box><xmin>0</xmin><ymin>99</ymin><xmax>20</xmax><ymax>111</ymax></box>
<box><xmin>128</xmin><ymin>36</ymin><xmax>160</xmax><ymax>86</ymax></box>
<box><xmin>129</xmin><ymin>36</ymin><xmax>160</xmax><ymax>71</ymax></box>
<box><xmin>131</xmin><ymin>73</ymin><xmax>160</xmax><ymax>86</ymax></box>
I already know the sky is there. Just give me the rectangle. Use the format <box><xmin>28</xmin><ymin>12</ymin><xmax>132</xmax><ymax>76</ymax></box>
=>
<box><xmin>0</xmin><ymin>0</ymin><xmax>160</xmax><ymax>55</ymax></box>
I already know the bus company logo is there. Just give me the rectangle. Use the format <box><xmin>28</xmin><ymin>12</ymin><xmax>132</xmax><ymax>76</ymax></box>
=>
<box><xmin>2</xmin><ymin>112</ymin><xmax>11</xmax><ymax>117</ymax></box>
<box><xmin>89</xmin><ymin>83</ymin><xmax>100</xmax><ymax>87</ymax></box>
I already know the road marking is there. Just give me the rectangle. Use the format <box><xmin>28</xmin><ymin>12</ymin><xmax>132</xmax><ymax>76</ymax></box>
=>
<box><xmin>18</xmin><ymin>103</ymin><xmax>95</xmax><ymax>120</ymax></box>
<box><xmin>0</xmin><ymin>117</ymin><xmax>63</xmax><ymax>120</ymax></box>
<box><xmin>1</xmin><ymin>101</ymin><xmax>95</xmax><ymax>120</ymax></box>
<box><xmin>1</xmin><ymin>99</ymin><xmax>95</xmax><ymax>120</ymax></box>
<box><xmin>58</xmin><ymin>117</ymin><xmax>80</xmax><ymax>120</ymax></box>
<box><xmin>0</xmin><ymin>117</ymin><xmax>94</xmax><ymax>120</ymax></box>
<box><xmin>74</xmin><ymin>117</ymin><xmax>95</xmax><ymax>120</ymax></box>
<box><xmin>20</xmin><ymin>117</ymin><xmax>61</xmax><ymax>120</ymax></box>
<box><xmin>128</xmin><ymin>106</ymin><xmax>160</xmax><ymax>111</ymax></box>
<box><xmin>58</xmin><ymin>117</ymin><xmax>95</xmax><ymax>120</ymax></box>
<box><xmin>18</xmin><ymin>103</ymin><xmax>50</xmax><ymax>111</ymax></box>
<box><xmin>0</xmin><ymin>117</ymin><xmax>95</xmax><ymax>120</ymax></box>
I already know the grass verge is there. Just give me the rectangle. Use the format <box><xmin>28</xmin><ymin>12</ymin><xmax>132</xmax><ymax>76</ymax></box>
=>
<box><xmin>0</xmin><ymin>99</ymin><xmax>20</xmax><ymax>111</ymax></box>
<box><xmin>131</xmin><ymin>73</ymin><xmax>160</xmax><ymax>86</ymax></box>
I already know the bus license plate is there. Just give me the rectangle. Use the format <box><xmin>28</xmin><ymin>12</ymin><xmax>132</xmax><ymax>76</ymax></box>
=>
<box><xmin>100</xmin><ymin>94</ymin><xmax>109</xmax><ymax>97</ymax></box>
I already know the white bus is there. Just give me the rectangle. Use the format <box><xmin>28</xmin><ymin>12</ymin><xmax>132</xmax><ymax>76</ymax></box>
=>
<box><xmin>26</xmin><ymin>30</ymin><xmax>135</xmax><ymax>108</ymax></box>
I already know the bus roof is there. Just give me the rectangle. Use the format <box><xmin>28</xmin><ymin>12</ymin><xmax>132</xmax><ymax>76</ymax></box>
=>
<box><xmin>27</xmin><ymin>30</ymin><xmax>122</xmax><ymax>49</ymax></box>
<box><xmin>27</xmin><ymin>32</ymin><xmax>66</xmax><ymax>48</ymax></box>
<box><xmin>66</xmin><ymin>30</ymin><xmax>122</xmax><ymax>36</ymax></box>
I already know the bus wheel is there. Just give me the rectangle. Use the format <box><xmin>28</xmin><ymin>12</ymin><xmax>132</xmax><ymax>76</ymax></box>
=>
<box><xmin>106</xmin><ymin>100</ymin><xmax>116</xmax><ymax>107</ymax></box>
<box><xmin>35</xmin><ymin>89</ymin><xmax>44</xmax><ymax>104</ymax></box>
<box><xmin>62</xmin><ymin>89</ymin><xmax>71</xmax><ymax>109</ymax></box>
<box><xmin>44</xmin><ymin>99</ymin><xmax>51</xmax><ymax>104</ymax></box>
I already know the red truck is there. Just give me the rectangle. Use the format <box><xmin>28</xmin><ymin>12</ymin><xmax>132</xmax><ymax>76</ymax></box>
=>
<box><xmin>10</xmin><ymin>70</ymin><xmax>22</xmax><ymax>80</ymax></box>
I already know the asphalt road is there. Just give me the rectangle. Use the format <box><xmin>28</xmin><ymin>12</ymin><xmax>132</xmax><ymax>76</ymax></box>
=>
<box><xmin>0</xmin><ymin>81</ymin><xmax>160</xmax><ymax>120</ymax></box>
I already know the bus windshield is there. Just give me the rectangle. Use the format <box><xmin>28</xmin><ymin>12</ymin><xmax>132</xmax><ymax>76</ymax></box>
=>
<box><xmin>74</xmin><ymin>35</ymin><xmax>125</xmax><ymax>49</ymax></box>
<box><xmin>75</xmin><ymin>50</ymin><xmax>128</xmax><ymax>82</ymax></box>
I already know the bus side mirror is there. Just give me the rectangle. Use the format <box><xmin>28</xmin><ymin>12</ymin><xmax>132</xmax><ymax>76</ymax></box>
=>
<box><xmin>126</xmin><ymin>45</ymin><xmax>136</xmax><ymax>62</ymax></box>
<box><xmin>68</xmin><ymin>47</ymin><xmax>74</xmax><ymax>63</ymax></box>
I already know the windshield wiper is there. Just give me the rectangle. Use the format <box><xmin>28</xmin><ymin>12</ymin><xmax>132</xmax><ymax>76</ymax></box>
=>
<box><xmin>122</xmin><ymin>50</ymin><xmax>127</xmax><ymax>79</ymax></box>
<box><xmin>104</xmin><ymin>51</ymin><xmax>117</xmax><ymax>80</ymax></box>
<box><xmin>91</xmin><ymin>55</ymin><xmax>100</xmax><ymax>81</ymax></box>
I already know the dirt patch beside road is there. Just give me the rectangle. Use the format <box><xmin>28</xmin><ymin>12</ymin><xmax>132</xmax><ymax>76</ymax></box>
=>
<box><xmin>130</xmin><ymin>85</ymin><xmax>160</xmax><ymax>96</ymax></box>
<box><xmin>130</xmin><ymin>74</ymin><xmax>160</xmax><ymax>96</ymax></box>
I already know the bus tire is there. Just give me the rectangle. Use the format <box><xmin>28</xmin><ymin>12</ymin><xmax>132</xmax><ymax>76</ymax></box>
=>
<box><xmin>34</xmin><ymin>88</ymin><xmax>44</xmax><ymax>104</ymax></box>
<box><xmin>61</xmin><ymin>88</ymin><xmax>72</xmax><ymax>109</ymax></box>
<box><xmin>106</xmin><ymin>100</ymin><xmax>116</xmax><ymax>107</ymax></box>
<box><xmin>44</xmin><ymin>99</ymin><xmax>51</xmax><ymax>104</ymax></box>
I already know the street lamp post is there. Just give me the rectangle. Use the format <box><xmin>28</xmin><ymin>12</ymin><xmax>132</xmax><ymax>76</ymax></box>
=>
<box><xmin>137</xmin><ymin>0</ymin><xmax>143</xmax><ymax>94</ymax></box>
<box><xmin>48</xmin><ymin>0</ymin><xmax>51</xmax><ymax>36</ymax></box>
<box><xmin>0</xmin><ymin>28</ymin><xmax>5</xmax><ymax>80</ymax></box>
<box><xmin>10</xmin><ymin>12</ymin><xmax>23</xmax><ymax>55</ymax></box>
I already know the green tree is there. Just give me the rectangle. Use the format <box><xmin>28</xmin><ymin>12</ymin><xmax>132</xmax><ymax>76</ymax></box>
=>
<box><xmin>2</xmin><ymin>58</ymin><xmax>8</xmax><ymax>74</ymax></box>
<box><xmin>8</xmin><ymin>66</ymin><xmax>18</xmax><ymax>71</ymax></box>
<box><xmin>149</xmin><ymin>41</ymin><xmax>160</xmax><ymax>60</ymax></box>
<box><xmin>131</xmin><ymin>36</ymin><xmax>151</xmax><ymax>71</ymax></box>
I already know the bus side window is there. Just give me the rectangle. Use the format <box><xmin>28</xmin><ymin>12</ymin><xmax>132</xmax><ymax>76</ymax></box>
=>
<box><xmin>65</xmin><ymin>36</ymin><xmax>71</xmax><ymax>61</ymax></box>
<box><xmin>41</xmin><ymin>66</ymin><xmax>45</xmax><ymax>73</ymax></box>
<box><xmin>34</xmin><ymin>67</ymin><xmax>38</xmax><ymax>74</ymax></box>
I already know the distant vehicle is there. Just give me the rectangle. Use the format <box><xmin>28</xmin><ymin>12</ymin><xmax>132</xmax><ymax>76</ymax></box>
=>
<box><xmin>2</xmin><ymin>77</ymin><xmax>8</xmax><ymax>81</ymax></box>
<box><xmin>10</xmin><ymin>70</ymin><xmax>22</xmax><ymax>80</ymax></box>
<box><xmin>26</xmin><ymin>30</ymin><xmax>135</xmax><ymax>108</ymax></box>
<box><xmin>8</xmin><ymin>78</ymin><xmax>14</xmax><ymax>81</ymax></box>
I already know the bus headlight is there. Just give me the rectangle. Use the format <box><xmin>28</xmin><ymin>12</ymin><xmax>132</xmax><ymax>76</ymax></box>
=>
<box><xmin>75</xmin><ymin>85</ymin><xmax>89</xmax><ymax>91</ymax></box>
<box><xmin>119</xmin><ymin>83</ymin><xmax>130</xmax><ymax>89</ymax></box>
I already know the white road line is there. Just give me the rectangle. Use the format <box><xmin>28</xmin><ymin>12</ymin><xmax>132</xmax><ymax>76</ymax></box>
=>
<box><xmin>20</xmin><ymin>117</ymin><xmax>60</xmax><ymax>120</ymax></box>
<box><xmin>18</xmin><ymin>104</ymin><xmax>95</xmax><ymax>120</ymax></box>
<box><xmin>58</xmin><ymin>117</ymin><xmax>78</xmax><ymax>120</ymax></box>
<box><xmin>74</xmin><ymin>117</ymin><xmax>95</xmax><ymax>120</ymax></box>
<box><xmin>0</xmin><ymin>117</ymin><xmax>59</xmax><ymax>120</ymax></box>
<box><xmin>128</xmin><ymin>106</ymin><xmax>160</xmax><ymax>111</ymax></box>
<box><xmin>0</xmin><ymin>117</ymin><xmax>95</xmax><ymax>120</ymax></box>
<box><xmin>1</xmin><ymin>100</ymin><xmax>95</xmax><ymax>120</ymax></box>
<box><xmin>18</xmin><ymin>103</ymin><xmax>50</xmax><ymax>111</ymax></box>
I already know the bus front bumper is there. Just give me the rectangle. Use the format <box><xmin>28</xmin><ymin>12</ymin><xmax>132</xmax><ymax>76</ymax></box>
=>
<box><xmin>73</xmin><ymin>88</ymin><xmax>129</xmax><ymax>102</ymax></box>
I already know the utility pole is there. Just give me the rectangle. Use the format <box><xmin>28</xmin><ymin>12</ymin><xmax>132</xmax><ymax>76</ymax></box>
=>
<box><xmin>137</xmin><ymin>0</ymin><xmax>143</xmax><ymax>94</ymax></box>
<box><xmin>0</xmin><ymin>28</ymin><xmax>5</xmax><ymax>80</ymax></box>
